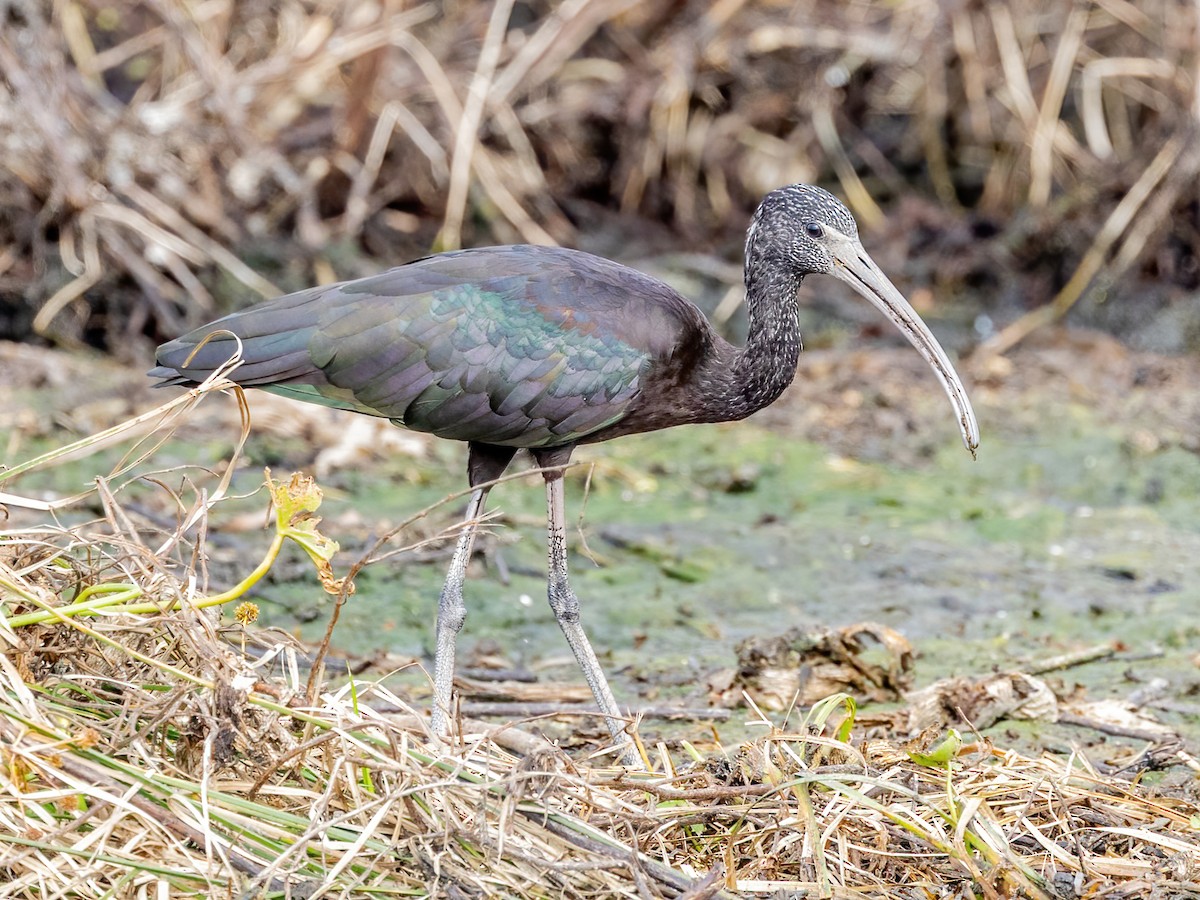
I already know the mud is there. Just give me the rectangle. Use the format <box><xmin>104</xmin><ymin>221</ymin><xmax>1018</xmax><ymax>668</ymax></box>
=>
<box><xmin>2</xmin><ymin>327</ymin><xmax>1198</xmax><ymax>762</ymax></box>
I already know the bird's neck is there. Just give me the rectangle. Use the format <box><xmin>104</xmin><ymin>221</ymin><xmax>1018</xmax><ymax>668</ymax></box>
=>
<box><xmin>717</xmin><ymin>264</ymin><xmax>803</xmax><ymax>420</ymax></box>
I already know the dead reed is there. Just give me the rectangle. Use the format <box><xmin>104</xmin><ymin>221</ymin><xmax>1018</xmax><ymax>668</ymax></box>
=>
<box><xmin>0</xmin><ymin>0</ymin><xmax>1196</xmax><ymax>355</ymax></box>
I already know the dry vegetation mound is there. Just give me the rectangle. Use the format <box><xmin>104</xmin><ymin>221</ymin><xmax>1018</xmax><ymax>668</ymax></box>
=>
<box><xmin>0</xmin><ymin>0</ymin><xmax>1196</xmax><ymax>355</ymax></box>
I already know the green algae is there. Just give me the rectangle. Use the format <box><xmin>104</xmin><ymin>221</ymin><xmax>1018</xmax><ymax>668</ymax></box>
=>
<box><xmin>5</xmin><ymin>349</ymin><xmax>1200</xmax><ymax>752</ymax></box>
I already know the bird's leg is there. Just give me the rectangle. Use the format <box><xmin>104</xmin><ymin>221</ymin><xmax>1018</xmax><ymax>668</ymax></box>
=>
<box><xmin>430</xmin><ymin>486</ymin><xmax>489</xmax><ymax>738</ymax></box>
<box><xmin>542</xmin><ymin>471</ymin><xmax>638</xmax><ymax>766</ymax></box>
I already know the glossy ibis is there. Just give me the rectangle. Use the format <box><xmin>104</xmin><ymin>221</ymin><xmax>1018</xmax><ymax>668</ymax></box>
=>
<box><xmin>151</xmin><ymin>184</ymin><xmax>979</xmax><ymax>764</ymax></box>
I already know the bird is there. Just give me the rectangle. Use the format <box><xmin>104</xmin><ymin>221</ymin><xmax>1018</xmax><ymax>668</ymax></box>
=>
<box><xmin>150</xmin><ymin>184</ymin><xmax>979</xmax><ymax>765</ymax></box>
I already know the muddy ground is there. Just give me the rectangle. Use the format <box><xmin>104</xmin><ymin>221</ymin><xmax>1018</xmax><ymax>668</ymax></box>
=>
<box><xmin>2</xmin><ymin>321</ymin><xmax>1199</xmax><ymax>776</ymax></box>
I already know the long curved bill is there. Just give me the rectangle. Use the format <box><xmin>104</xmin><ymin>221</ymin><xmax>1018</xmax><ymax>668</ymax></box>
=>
<box><xmin>830</xmin><ymin>239</ymin><xmax>980</xmax><ymax>458</ymax></box>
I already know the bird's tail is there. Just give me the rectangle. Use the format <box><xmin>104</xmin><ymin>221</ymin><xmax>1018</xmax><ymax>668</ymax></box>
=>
<box><xmin>149</xmin><ymin>289</ymin><xmax>324</xmax><ymax>388</ymax></box>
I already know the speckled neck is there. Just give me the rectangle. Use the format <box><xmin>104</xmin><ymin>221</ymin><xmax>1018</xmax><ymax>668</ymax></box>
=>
<box><xmin>697</xmin><ymin>261</ymin><xmax>803</xmax><ymax>423</ymax></box>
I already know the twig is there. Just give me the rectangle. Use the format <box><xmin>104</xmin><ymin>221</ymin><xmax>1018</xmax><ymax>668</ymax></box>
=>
<box><xmin>459</xmin><ymin>701</ymin><xmax>732</xmax><ymax>721</ymax></box>
<box><xmin>523</xmin><ymin>809</ymin><xmax>743</xmax><ymax>900</ymax></box>
<box><xmin>1026</xmin><ymin>644</ymin><xmax>1115</xmax><ymax>675</ymax></box>
<box><xmin>1056</xmin><ymin>713</ymin><xmax>1177</xmax><ymax>743</ymax></box>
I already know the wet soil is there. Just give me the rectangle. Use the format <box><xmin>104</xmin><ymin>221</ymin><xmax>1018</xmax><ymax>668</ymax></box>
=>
<box><xmin>2</xmin><ymin>326</ymin><xmax>1199</xmax><ymax>766</ymax></box>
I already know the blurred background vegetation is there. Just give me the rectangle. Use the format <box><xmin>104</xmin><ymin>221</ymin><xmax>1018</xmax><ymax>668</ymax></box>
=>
<box><xmin>1</xmin><ymin>0</ymin><xmax>1197</xmax><ymax>358</ymax></box>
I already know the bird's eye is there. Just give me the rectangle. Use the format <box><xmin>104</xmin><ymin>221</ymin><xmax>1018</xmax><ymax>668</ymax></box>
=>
<box><xmin>804</xmin><ymin>222</ymin><xmax>824</xmax><ymax>239</ymax></box>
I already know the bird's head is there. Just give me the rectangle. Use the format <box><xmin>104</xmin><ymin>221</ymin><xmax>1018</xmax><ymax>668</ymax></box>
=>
<box><xmin>746</xmin><ymin>183</ymin><xmax>861</xmax><ymax>277</ymax></box>
<box><xmin>748</xmin><ymin>183</ymin><xmax>980</xmax><ymax>457</ymax></box>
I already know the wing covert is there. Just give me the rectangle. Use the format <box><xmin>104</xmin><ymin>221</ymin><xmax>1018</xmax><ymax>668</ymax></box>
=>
<box><xmin>152</xmin><ymin>245</ymin><xmax>705</xmax><ymax>448</ymax></box>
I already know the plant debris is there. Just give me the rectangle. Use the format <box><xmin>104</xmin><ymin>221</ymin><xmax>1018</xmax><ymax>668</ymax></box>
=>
<box><xmin>2</xmin><ymin>1</ymin><xmax>1197</xmax><ymax>356</ymax></box>
<box><xmin>708</xmin><ymin>622</ymin><xmax>914</xmax><ymax>710</ymax></box>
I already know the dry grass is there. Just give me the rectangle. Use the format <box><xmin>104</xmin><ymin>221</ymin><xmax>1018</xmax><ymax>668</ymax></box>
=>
<box><xmin>0</xmin><ymin>0</ymin><xmax>1196</xmax><ymax>355</ymax></box>
<box><xmin>2</xmin><ymin>391</ymin><xmax>1200</xmax><ymax>897</ymax></box>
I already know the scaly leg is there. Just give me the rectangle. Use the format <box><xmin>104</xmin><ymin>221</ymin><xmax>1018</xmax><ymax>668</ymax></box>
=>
<box><xmin>430</xmin><ymin>487</ymin><xmax>488</xmax><ymax>738</ymax></box>
<box><xmin>544</xmin><ymin>472</ymin><xmax>639</xmax><ymax>766</ymax></box>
